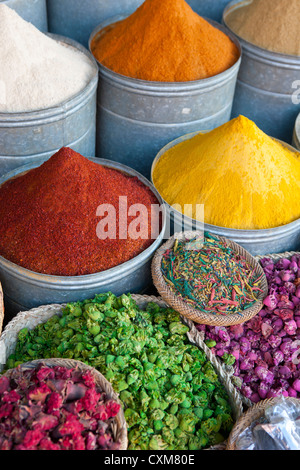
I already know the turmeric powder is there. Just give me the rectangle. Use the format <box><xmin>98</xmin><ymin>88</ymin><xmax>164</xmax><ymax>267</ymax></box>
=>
<box><xmin>152</xmin><ymin>115</ymin><xmax>300</xmax><ymax>230</ymax></box>
<box><xmin>91</xmin><ymin>0</ymin><xmax>240</xmax><ymax>82</ymax></box>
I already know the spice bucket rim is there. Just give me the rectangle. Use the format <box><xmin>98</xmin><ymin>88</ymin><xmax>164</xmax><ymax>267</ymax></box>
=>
<box><xmin>223</xmin><ymin>0</ymin><xmax>300</xmax><ymax>63</ymax></box>
<box><xmin>0</xmin><ymin>157</ymin><xmax>167</xmax><ymax>287</ymax></box>
<box><xmin>294</xmin><ymin>113</ymin><xmax>300</xmax><ymax>145</ymax></box>
<box><xmin>150</xmin><ymin>129</ymin><xmax>300</xmax><ymax>235</ymax></box>
<box><xmin>88</xmin><ymin>14</ymin><xmax>242</xmax><ymax>91</ymax></box>
<box><xmin>0</xmin><ymin>33</ymin><xmax>98</xmax><ymax>122</ymax></box>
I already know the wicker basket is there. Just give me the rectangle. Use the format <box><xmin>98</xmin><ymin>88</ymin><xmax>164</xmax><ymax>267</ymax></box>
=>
<box><xmin>226</xmin><ymin>397</ymin><xmax>300</xmax><ymax>450</ymax></box>
<box><xmin>3</xmin><ymin>358</ymin><xmax>128</xmax><ymax>450</ymax></box>
<box><xmin>151</xmin><ymin>231</ymin><xmax>268</xmax><ymax>327</ymax></box>
<box><xmin>0</xmin><ymin>283</ymin><xmax>3</xmax><ymax>335</ymax></box>
<box><xmin>0</xmin><ymin>294</ymin><xmax>244</xmax><ymax>450</ymax></box>
<box><xmin>255</xmin><ymin>251</ymin><xmax>300</xmax><ymax>263</ymax></box>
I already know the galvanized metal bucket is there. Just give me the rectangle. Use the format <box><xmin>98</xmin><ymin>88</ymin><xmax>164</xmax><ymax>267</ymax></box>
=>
<box><xmin>151</xmin><ymin>132</ymin><xmax>300</xmax><ymax>257</ymax></box>
<box><xmin>0</xmin><ymin>34</ymin><xmax>98</xmax><ymax>177</ymax></box>
<box><xmin>47</xmin><ymin>0</ymin><xmax>144</xmax><ymax>47</ymax></box>
<box><xmin>89</xmin><ymin>15</ymin><xmax>241</xmax><ymax>179</ymax></box>
<box><xmin>223</xmin><ymin>0</ymin><xmax>300</xmax><ymax>144</ymax></box>
<box><xmin>0</xmin><ymin>157</ymin><xmax>166</xmax><ymax>313</ymax></box>
<box><xmin>1</xmin><ymin>0</ymin><xmax>48</xmax><ymax>31</ymax></box>
<box><xmin>292</xmin><ymin>113</ymin><xmax>300</xmax><ymax>150</ymax></box>
<box><xmin>47</xmin><ymin>0</ymin><xmax>232</xmax><ymax>48</ymax></box>
<box><xmin>187</xmin><ymin>0</ymin><xmax>232</xmax><ymax>22</ymax></box>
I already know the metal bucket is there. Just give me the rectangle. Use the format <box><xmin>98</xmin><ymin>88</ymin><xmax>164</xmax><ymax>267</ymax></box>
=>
<box><xmin>187</xmin><ymin>0</ymin><xmax>232</xmax><ymax>22</ymax></box>
<box><xmin>47</xmin><ymin>0</ymin><xmax>144</xmax><ymax>47</ymax></box>
<box><xmin>0</xmin><ymin>157</ymin><xmax>166</xmax><ymax>312</ymax></box>
<box><xmin>151</xmin><ymin>132</ymin><xmax>300</xmax><ymax>257</ymax></box>
<box><xmin>0</xmin><ymin>34</ymin><xmax>98</xmax><ymax>177</ymax></box>
<box><xmin>89</xmin><ymin>16</ymin><xmax>241</xmax><ymax>179</ymax></box>
<box><xmin>292</xmin><ymin>113</ymin><xmax>300</xmax><ymax>150</ymax></box>
<box><xmin>1</xmin><ymin>0</ymin><xmax>48</xmax><ymax>31</ymax></box>
<box><xmin>223</xmin><ymin>0</ymin><xmax>300</xmax><ymax>144</ymax></box>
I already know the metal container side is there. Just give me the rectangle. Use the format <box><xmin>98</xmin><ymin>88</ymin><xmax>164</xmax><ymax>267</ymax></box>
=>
<box><xmin>187</xmin><ymin>0</ymin><xmax>232</xmax><ymax>22</ymax></box>
<box><xmin>223</xmin><ymin>0</ymin><xmax>300</xmax><ymax>144</ymax></box>
<box><xmin>89</xmin><ymin>16</ymin><xmax>241</xmax><ymax>179</ymax></box>
<box><xmin>0</xmin><ymin>34</ymin><xmax>98</xmax><ymax>177</ymax></box>
<box><xmin>47</xmin><ymin>0</ymin><xmax>144</xmax><ymax>47</ymax></box>
<box><xmin>0</xmin><ymin>158</ymin><xmax>167</xmax><ymax>311</ymax></box>
<box><xmin>0</xmin><ymin>0</ymin><xmax>48</xmax><ymax>31</ymax></box>
<box><xmin>151</xmin><ymin>132</ymin><xmax>300</xmax><ymax>257</ymax></box>
<box><xmin>292</xmin><ymin>113</ymin><xmax>300</xmax><ymax>150</ymax></box>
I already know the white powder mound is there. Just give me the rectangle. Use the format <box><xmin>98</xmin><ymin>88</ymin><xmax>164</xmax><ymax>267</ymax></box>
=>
<box><xmin>0</xmin><ymin>4</ymin><xmax>95</xmax><ymax>113</ymax></box>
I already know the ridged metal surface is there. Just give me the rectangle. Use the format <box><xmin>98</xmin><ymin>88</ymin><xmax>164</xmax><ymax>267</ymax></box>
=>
<box><xmin>1</xmin><ymin>0</ymin><xmax>48</xmax><ymax>31</ymax></box>
<box><xmin>47</xmin><ymin>0</ymin><xmax>143</xmax><ymax>47</ymax></box>
<box><xmin>223</xmin><ymin>0</ymin><xmax>300</xmax><ymax>144</ymax></box>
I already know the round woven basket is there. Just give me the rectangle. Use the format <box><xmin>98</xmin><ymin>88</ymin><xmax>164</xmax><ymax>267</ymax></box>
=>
<box><xmin>0</xmin><ymin>294</ymin><xmax>244</xmax><ymax>451</ymax></box>
<box><xmin>226</xmin><ymin>397</ymin><xmax>300</xmax><ymax>450</ymax></box>
<box><xmin>3</xmin><ymin>357</ymin><xmax>128</xmax><ymax>450</ymax></box>
<box><xmin>0</xmin><ymin>283</ymin><xmax>3</xmax><ymax>335</ymax></box>
<box><xmin>151</xmin><ymin>231</ymin><xmax>268</xmax><ymax>326</ymax></box>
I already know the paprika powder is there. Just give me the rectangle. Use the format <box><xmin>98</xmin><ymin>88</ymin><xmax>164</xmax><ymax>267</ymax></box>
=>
<box><xmin>0</xmin><ymin>148</ymin><xmax>160</xmax><ymax>276</ymax></box>
<box><xmin>91</xmin><ymin>0</ymin><xmax>240</xmax><ymax>82</ymax></box>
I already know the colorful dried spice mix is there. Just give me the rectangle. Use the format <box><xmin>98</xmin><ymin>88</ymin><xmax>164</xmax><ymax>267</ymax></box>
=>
<box><xmin>0</xmin><ymin>364</ymin><xmax>121</xmax><ymax>450</ymax></box>
<box><xmin>161</xmin><ymin>233</ymin><xmax>264</xmax><ymax>316</ymax></box>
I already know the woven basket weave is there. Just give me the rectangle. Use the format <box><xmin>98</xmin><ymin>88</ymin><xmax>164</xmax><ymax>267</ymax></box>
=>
<box><xmin>3</xmin><ymin>358</ymin><xmax>128</xmax><ymax>450</ymax></box>
<box><xmin>226</xmin><ymin>397</ymin><xmax>300</xmax><ymax>450</ymax></box>
<box><xmin>0</xmin><ymin>283</ymin><xmax>3</xmax><ymax>336</ymax></box>
<box><xmin>0</xmin><ymin>294</ymin><xmax>244</xmax><ymax>451</ymax></box>
<box><xmin>151</xmin><ymin>231</ymin><xmax>268</xmax><ymax>327</ymax></box>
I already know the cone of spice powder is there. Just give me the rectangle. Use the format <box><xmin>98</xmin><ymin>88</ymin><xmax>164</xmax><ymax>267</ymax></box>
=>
<box><xmin>90</xmin><ymin>0</ymin><xmax>240</xmax><ymax>82</ymax></box>
<box><xmin>225</xmin><ymin>0</ymin><xmax>300</xmax><ymax>56</ymax></box>
<box><xmin>0</xmin><ymin>148</ymin><xmax>160</xmax><ymax>276</ymax></box>
<box><xmin>152</xmin><ymin>116</ymin><xmax>300</xmax><ymax>230</ymax></box>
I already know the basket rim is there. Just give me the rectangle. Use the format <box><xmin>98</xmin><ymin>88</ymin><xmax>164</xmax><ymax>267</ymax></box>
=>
<box><xmin>3</xmin><ymin>357</ymin><xmax>128</xmax><ymax>450</ymax></box>
<box><xmin>151</xmin><ymin>231</ymin><xmax>268</xmax><ymax>327</ymax></box>
<box><xmin>226</xmin><ymin>396</ymin><xmax>300</xmax><ymax>450</ymax></box>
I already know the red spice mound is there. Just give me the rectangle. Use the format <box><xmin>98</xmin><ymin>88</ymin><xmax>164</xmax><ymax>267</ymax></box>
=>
<box><xmin>0</xmin><ymin>147</ymin><xmax>160</xmax><ymax>276</ymax></box>
<box><xmin>0</xmin><ymin>365</ymin><xmax>122</xmax><ymax>450</ymax></box>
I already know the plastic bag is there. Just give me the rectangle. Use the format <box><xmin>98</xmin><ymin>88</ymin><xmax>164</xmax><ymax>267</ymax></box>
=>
<box><xmin>235</xmin><ymin>397</ymin><xmax>300</xmax><ymax>450</ymax></box>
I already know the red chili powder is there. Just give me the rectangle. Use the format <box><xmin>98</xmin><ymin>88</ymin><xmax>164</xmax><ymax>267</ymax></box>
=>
<box><xmin>0</xmin><ymin>148</ymin><xmax>160</xmax><ymax>276</ymax></box>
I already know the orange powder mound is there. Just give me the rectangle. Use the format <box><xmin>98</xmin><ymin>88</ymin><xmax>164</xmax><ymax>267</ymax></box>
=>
<box><xmin>91</xmin><ymin>0</ymin><xmax>240</xmax><ymax>82</ymax></box>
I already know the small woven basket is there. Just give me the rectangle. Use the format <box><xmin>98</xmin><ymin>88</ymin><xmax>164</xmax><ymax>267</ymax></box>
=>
<box><xmin>0</xmin><ymin>283</ymin><xmax>3</xmax><ymax>335</ymax></box>
<box><xmin>151</xmin><ymin>231</ymin><xmax>268</xmax><ymax>327</ymax></box>
<box><xmin>3</xmin><ymin>357</ymin><xmax>128</xmax><ymax>450</ymax></box>
<box><xmin>226</xmin><ymin>397</ymin><xmax>300</xmax><ymax>450</ymax></box>
<box><xmin>0</xmin><ymin>294</ymin><xmax>244</xmax><ymax>451</ymax></box>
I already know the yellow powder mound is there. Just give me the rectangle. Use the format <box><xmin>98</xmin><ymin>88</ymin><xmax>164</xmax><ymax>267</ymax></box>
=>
<box><xmin>152</xmin><ymin>115</ymin><xmax>300</xmax><ymax>230</ymax></box>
